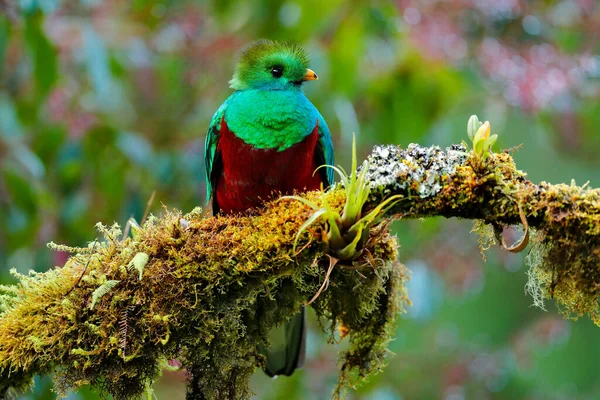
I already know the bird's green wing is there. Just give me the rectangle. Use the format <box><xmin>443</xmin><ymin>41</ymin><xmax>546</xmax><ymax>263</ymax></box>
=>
<box><xmin>316</xmin><ymin>112</ymin><xmax>335</xmax><ymax>186</ymax></box>
<box><xmin>204</xmin><ymin>101</ymin><xmax>228</xmax><ymax>209</ymax></box>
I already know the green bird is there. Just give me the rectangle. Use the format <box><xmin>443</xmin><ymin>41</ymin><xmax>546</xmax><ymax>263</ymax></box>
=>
<box><xmin>204</xmin><ymin>40</ymin><xmax>334</xmax><ymax>377</ymax></box>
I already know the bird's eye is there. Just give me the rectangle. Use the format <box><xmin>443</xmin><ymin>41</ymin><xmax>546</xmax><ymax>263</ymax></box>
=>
<box><xmin>271</xmin><ymin>66</ymin><xmax>284</xmax><ymax>78</ymax></box>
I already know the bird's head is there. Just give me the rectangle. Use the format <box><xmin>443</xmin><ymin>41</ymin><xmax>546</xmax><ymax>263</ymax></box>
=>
<box><xmin>229</xmin><ymin>40</ymin><xmax>318</xmax><ymax>91</ymax></box>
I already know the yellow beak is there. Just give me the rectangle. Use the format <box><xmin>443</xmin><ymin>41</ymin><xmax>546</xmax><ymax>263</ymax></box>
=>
<box><xmin>303</xmin><ymin>68</ymin><xmax>318</xmax><ymax>81</ymax></box>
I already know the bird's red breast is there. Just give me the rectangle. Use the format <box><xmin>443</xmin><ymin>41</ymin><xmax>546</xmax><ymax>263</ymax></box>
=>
<box><xmin>215</xmin><ymin>117</ymin><xmax>323</xmax><ymax>215</ymax></box>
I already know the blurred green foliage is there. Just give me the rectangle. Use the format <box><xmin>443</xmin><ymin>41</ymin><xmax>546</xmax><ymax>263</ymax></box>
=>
<box><xmin>1</xmin><ymin>0</ymin><xmax>600</xmax><ymax>399</ymax></box>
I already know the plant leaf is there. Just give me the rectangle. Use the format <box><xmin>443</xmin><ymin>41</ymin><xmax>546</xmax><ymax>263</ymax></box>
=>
<box><xmin>90</xmin><ymin>280</ymin><xmax>120</xmax><ymax>310</ymax></box>
<box><xmin>467</xmin><ymin>115</ymin><xmax>482</xmax><ymax>141</ymax></box>
<box><xmin>127</xmin><ymin>252</ymin><xmax>149</xmax><ymax>280</ymax></box>
<box><xmin>293</xmin><ymin>208</ymin><xmax>329</xmax><ymax>253</ymax></box>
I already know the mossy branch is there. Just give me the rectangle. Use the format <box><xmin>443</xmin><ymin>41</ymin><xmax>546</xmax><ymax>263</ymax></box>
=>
<box><xmin>1</xmin><ymin>121</ymin><xmax>599</xmax><ymax>399</ymax></box>
<box><xmin>363</xmin><ymin>141</ymin><xmax>600</xmax><ymax>321</ymax></box>
<box><xmin>0</xmin><ymin>192</ymin><xmax>407</xmax><ymax>400</ymax></box>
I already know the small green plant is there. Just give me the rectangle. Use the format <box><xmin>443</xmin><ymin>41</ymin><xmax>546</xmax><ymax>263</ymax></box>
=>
<box><xmin>89</xmin><ymin>279</ymin><xmax>120</xmax><ymax>310</ymax></box>
<box><xmin>466</xmin><ymin>114</ymin><xmax>497</xmax><ymax>161</ymax></box>
<box><xmin>283</xmin><ymin>136</ymin><xmax>402</xmax><ymax>262</ymax></box>
<box><xmin>127</xmin><ymin>252</ymin><xmax>149</xmax><ymax>280</ymax></box>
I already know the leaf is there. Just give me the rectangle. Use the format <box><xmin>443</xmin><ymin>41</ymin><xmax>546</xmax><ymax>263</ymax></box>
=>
<box><xmin>90</xmin><ymin>280</ymin><xmax>120</xmax><ymax>310</ymax></box>
<box><xmin>340</xmin><ymin>136</ymin><xmax>371</xmax><ymax>227</ymax></box>
<box><xmin>0</xmin><ymin>94</ymin><xmax>24</xmax><ymax>139</ymax></box>
<box><xmin>127</xmin><ymin>217</ymin><xmax>141</xmax><ymax>239</ymax></box>
<box><xmin>474</xmin><ymin>136</ymin><xmax>485</xmax><ymax>157</ymax></box>
<box><xmin>354</xmin><ymin>194</ymin><xmax>403</xmax><ymax>230</ymax></box>
<box><xmin>82</xmin><ymin>26</ymin><xmax>111</xmax><ymax>100</ymax></box>
<box><xmin>335</xmin><ymin>224</ymin><xmax>364</xmax><ymax>260</ymax></box>
<box><xmin>467</xmin><ymin>115</ymin><xmax>482</xmax><ymax>141</ymax></box>
<box><xmin>127</xmin><ymin>252</ymin><xmax>149</xmax><ymax>280</ymax></box>
<box><xmin>484</xmin><ymin>134</ymin><xmax>498</xmax><ymax>151</ymax></box>
<box><xmin>293</xmin><ymin>208</ymin><xmax>328</xmax><ymax>252</ymax></box>
<box><xmin>0</xmin><ymin>95</ymin><xmax>45</xmax><ymax>177</ymax></box>
<box><xmin>24</xmin><ymin>12</ymin><xmax>58</xmax><ymax>98</ymax></box>
<box><xmin>315</xmin><ymin>163</ymin><xmax>349</xmax><ymax>188</ymax></box>
<box><xmin>473</xmin><ymin>121</ymin><xmax>490</xmax><ymax>146</ymax></box>
<box><xmin>12</xmin><ymin>142</ymin><xmax>46</xmax><ymax>178</ymax></box>
<box><xmin>0</xmin><ymin>17</ymin><xmax>9</xmax><ymax>77</ymax></box>
<box><xmin>2</xmin><ymin>169</ymin><xmax>37</xmax><ymax>213</ymax></box>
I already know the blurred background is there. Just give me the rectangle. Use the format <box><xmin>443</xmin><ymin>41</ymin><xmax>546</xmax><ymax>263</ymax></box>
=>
<box><xmin>1</xmin><ymin>0</ymin><xmax>600</xmax><ymax>399</ymax></box>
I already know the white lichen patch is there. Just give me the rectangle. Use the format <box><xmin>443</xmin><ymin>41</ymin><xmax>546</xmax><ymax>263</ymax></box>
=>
<box><xmin>364</xmin><ymin>143</ymin><xmax>468</xmax><ymax>198</ymax></box>
<box><xmin>524</xmin><ymin>231</ymin><xmax>550</xmax><ymax>311</ymax></box>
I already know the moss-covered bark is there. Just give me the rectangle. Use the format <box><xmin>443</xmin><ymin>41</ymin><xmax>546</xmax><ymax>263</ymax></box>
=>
<box><xmin>363</xmin><ymin>143</ymin><xmax>600</xmax><ymax>324</ymax></box>
<box><xmin>1</xmin><ymin>139</ymin><xmax>598</xmax><ymax>399</ymax></box>
<box><xmin>0</xmin><ymin>191</ymin><xmax>408</xmax><ymax>400</ymax></box>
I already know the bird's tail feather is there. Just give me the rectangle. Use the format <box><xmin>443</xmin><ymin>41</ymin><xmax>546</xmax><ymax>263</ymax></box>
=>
<box><xmin>262</xmin><ymin>306</ymin><xmax>306</xmax><ymax>377</ymax></box>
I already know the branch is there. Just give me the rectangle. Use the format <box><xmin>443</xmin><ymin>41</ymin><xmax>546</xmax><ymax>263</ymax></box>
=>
<box><xmin>362</xmin><ymin>141</ymin><xmax>599</xmax><ymax>319</ymax></box>
<box><xmin>0</xmin><ymin>197</ymin><xmax>407</xmax><ymax>400</ymax></box>
<box><xmin>1</xmin><ymin>122</ymin><xmax>598</xmax><ymax>399</ymax></box>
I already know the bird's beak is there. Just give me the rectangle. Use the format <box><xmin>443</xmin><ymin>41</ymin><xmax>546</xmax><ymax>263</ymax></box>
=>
<box><xmin>303</xmin><ymin>68</ymin><xmax>318</xmax><ymax>81</ymax></box>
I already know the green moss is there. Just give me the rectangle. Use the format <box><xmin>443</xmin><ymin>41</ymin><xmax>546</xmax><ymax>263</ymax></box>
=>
<box><xmin>365</xmin><ymin>137</ymin><xmax>600</xmax><ymax>336</ymax></box>
<box><xmin>521</xmin><ymin>183</ymin><xmax>600</xmax><ymax>323</ymax></box>
<box><xmin>0</xmin><ymin>190</ymin><xmax>407</xmax><ymax>400</ymax></box>
<box><xmin>456</xmin><ymin>150</ymin><xmax>600</xmax><ymax>325</ymax></box>
<box><xmin>471</xmin><ymin>219</ymin><xmax>497</xmax><ymax>260</ymax></box>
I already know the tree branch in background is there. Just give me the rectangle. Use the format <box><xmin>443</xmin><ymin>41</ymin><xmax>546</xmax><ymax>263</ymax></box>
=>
<box><xmin>0</xmin><ymin>118</ymin><xmax>598</xmax><ymax>400</ymax></box>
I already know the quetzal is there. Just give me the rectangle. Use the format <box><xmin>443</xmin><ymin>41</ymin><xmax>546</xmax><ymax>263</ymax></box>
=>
<box><xmin>204</xmin><ymin>40</ymin><xmax>334</xmax><ymax>377</ymax></box>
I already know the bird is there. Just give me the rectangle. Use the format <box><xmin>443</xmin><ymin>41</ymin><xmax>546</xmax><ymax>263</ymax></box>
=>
<box><xmin>204</xmin><ymin>39</ymin><xmax>334</xmax><ymax>377</ymax></box>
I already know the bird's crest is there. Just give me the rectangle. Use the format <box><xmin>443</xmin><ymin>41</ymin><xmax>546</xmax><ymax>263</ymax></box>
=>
<box><xmin>229</xmin><ymin>40</ymin><xmax>310</xmax><ymax>90</ymax></box>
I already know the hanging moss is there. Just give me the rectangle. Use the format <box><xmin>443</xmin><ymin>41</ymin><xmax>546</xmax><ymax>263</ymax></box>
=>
<box><xmin>522</xmin><ymin>183</ymin><xmax>600</xmax><ymax>323</ymax></box>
